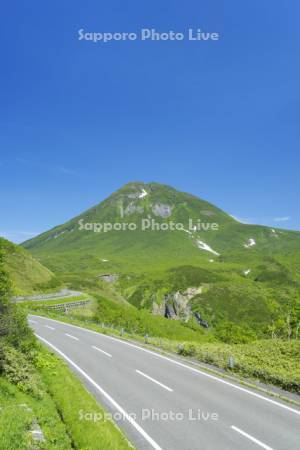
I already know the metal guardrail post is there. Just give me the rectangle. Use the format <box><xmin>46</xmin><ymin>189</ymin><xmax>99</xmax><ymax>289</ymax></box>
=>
<box><xmin>228</xmin><ymin>356</ymin><xmax>235</xmax><ymax>369</ymax></box>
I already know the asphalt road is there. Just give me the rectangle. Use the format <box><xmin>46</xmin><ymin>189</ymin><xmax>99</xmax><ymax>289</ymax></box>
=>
<box><xmin>29</xmin><ymin>315</ymin><xmax>300</xmax><ymax>450</ymax></box>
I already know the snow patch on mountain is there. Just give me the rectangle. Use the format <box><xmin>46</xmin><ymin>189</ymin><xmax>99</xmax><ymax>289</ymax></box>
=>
<box><xmin>244</xmin><ymin>238</ymin><xmax>256</xmax><ymax>248</ymax></box>
<box><xmin>196</xmin><ymin>240</ymin><xmax>220</xmax><ymax>256</ymax></box>
<box><xmin>138</xmin><ymin>189</ymin><xmax>148</xmax><ymax>199</ymax></box>
<box><xmin>127</xmin><ymin>188</ymin><xmax>148</xmax><ymax>199</ymax></box>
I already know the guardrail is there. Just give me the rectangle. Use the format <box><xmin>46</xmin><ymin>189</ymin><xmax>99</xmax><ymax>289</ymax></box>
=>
<box><xmin>42</xmin><ymin>300</ymin><xmax>91</xmax><ymax>311</ymax></box>
<box><xmin>11</xmin><ymin>289</ymin><xmax>83</xmax><ymax>303</ymax></box>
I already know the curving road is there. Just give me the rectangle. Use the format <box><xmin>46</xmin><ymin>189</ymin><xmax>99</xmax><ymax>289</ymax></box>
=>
<box><xmin>28</xmin><ymin>315</ymin><xmax>300</xmax><ymax>450</ymax></box>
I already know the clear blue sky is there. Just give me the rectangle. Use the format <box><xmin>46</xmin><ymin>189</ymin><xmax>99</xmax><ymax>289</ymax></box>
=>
<box><xmin>1</xmin><ymin>1</ymin><xmax>300</xmax><ymax>242</ymax></box>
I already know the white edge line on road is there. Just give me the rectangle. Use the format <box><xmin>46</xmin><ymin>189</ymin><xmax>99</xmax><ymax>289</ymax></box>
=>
<box><xmin>35</xmin><ymin>334</ymin><xmax>162</xmax><ymax>450</ymax></box>
<box><xmin>30</xmin><ymin>316</ymin><xmax>300</xmax><ymax>416</ymax></box>
<box><xmin>92</xmin><ymin>345</ymin><xmax>112</xmax><ymax>358</ymax></box>
<box><xmin>231</xmin><ymin>425</ymin><xmax>274</xmax><ymax>450</ymax></box>
<box><xmin>65</xmin><ymin>333</ymin><xmax>79</xmax><ymax>341</ymax></box>
<box><xmin>28</xmin><ymin>320</ymin><xmax>36</xmax><ymax>324</ymax></box>
<box><xmin>136</xmin><ymin>370</ymin><xmax>173</xmax><ymax>392</ymax></box>
<box><xmin>45</xmin><ymin>325</ymin><xmax>55</xmax><ymax>330</ymax></box>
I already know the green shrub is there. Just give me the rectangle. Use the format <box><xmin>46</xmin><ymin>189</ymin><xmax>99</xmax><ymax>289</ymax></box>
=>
<box><xmin>1</xmin><ymin>345</ymin><xmax>41</xmax><ymax>397</ymax></box>
<box><xmin>215</xmin><ymin>322</ymin><xmax>257</xmax><ymax>344</ymax></box>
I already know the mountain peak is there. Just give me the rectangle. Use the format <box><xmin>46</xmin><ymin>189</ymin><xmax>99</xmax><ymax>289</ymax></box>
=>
<box><xmin>21</xmin><ymin>182</ymin><xmax>300</xmax><ymax>275</ymax></box>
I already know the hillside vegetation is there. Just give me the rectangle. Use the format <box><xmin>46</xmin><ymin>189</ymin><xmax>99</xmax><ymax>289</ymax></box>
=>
<box><xmin>22</xmin><ymin>182</ymin><xmax>300</xmax><ymax>277</ymax></box>
<box><xmin>0</xmin><ymin>237</ymin><xmax>53</xmax><ymax>294</ymax></box>
<box><xmin>20</xmin><ymin>182</ymin><xmax>300</xmax><ymax>341</ymax></box>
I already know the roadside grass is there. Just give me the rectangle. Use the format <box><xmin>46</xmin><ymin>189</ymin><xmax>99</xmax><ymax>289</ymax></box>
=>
<box><xmin>0</xmin><ymin>376</ymin><xmax>72</xmax><ymax>450</ymax></box>
<box><xmin>158</xmin><ymin>338</ymin><xmax>300</xmax><ymax>394</ymax></box>
<box><xmin>35</xmin><ymin>344</ymin><xmax>133</xmax><ymax>450</ymax></box>
<box><xmin>0</xmin><ymin>342</ymin><xmax>133</xmax><ymax>450</ymax></box>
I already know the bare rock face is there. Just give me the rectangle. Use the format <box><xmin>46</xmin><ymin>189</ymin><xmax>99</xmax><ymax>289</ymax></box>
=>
<box><xmin>200</xmin><ymin>209</ymin><xmax>216</xmax><ymax>216</ymax></box>
<box><xmin>156</xmin><ymin>286</ymin><xmax>203</xmax><ymax>321</ymax></box>
<box><xmin>151</xmin><ymin>203</ymin><xmax>173</xmax><ymax>218</ymax></box>
<box><xmin>98</xmin><ymin>274</ymin><xmax>119</xmax><ymax>283</ymax></box>
<box><xmin>152</xmin><ymin>301</ymin><xmax>165</xmax><ymax>316</ymax></box>
<box><xmin>124</xmin><ymin>203</ymin><xmax>144</xmax><ymax>215</ymax></box>
<box><xmin>127</xmin><ymin>193</ymin><xmax>141</xmax><ymax>199</ymax></box>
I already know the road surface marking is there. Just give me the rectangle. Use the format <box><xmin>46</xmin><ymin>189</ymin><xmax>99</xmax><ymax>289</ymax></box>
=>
<box><xmin>65</xmin><ymin>333</ymin><xmax>79</xmax><ymax>341</ymax></box>
<box><xmin>28</xmin><ymin>319</ymin><xmax>37</xmax><ymax>324</ymax></box>
<box><xmin>136</xmin><ymin>370</ymin><xmax>173</xmax><ymax>392</ymax></box>
<box><xmin>45</xmin><ymin>325</ymin><xmax>55</xmax><ymax>330</ymax></box>
<box><xmin>30</xmin><ymin>316</ymin><xmax>300</xmax><ymax>416</ymax></box>
<box><xmin>35</xmin><ymin>334</ymin><xmax>162</xmax><ymax>450</ymax></box>
<box><xmin>231</xmin><ymin>426</ymin><xmax>273</xmax><ymax>450</ymax></box>
<box><xmin>92</xmin><ymin>345</ymin><xmax>112</xmax><ymax>357</ymax></box>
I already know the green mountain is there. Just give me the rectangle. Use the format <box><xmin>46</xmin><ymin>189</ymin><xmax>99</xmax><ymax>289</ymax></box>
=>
<box><xmin>0</xmin><ymin>237</ymin><xmax>53</xmax><ymax>294</ymax></box>
<box><xmin>22</xmin><ymin>181</ymin><xmax>300</xmax><ymax>274</ymax></box>
<box><xmin>22</xmin><ymin>182</ymin><xmax>300</xmax><ymax>340</ymax></box>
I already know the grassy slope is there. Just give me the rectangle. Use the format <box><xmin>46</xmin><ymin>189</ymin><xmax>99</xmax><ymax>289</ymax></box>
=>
<box><xmin>0</xmin><ymin>237</ymin><xmax>53</xmax><ymax>294</ymax></box>
<box><xmin>175</xmin><ymin>339</ymin><xmax>300</xmax><ymax>393</ymax></box>
<box><xmin>0</xmin><ymin>376</ymin><xmax>72</xmax><ymax>450</ymax></box>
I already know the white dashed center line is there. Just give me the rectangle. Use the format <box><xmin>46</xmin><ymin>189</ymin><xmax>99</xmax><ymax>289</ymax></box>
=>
<box><xmin>136</xmin><ymin>370</ymin><xmax>173</xmax><ymax>392</ymax></box>
<box><xmin>231</xmin><ymin>426</ymin><xmax>273</xmax><ymax>450</ymax></box>
<box><xmin>92</xmin><ymin>345</ymin><xmax>112</xmax><ymax>357</ymax></box>
<box><xmin>65</xmin><ymin>333</ymin><xmax>79</xmax><ymax>341</ymax></box>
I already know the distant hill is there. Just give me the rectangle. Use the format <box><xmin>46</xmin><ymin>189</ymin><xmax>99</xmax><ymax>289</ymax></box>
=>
<box><xmin>0</xmin><ymin>237</ymin><xmax>53</xmax><ymax>294</ymax></box>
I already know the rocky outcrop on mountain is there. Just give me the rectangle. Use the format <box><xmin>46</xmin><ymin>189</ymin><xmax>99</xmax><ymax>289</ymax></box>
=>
<box><xmin>153</xmin><ymin>286</ymin><xmax>203</xmax><ymax>323</ymax></box>
<box><xmin>98</xmin><ymin>274</ymin><xmax>119</xmax><ymax>283</ymax></box>
<box><xmin>124</xmin><ymin>203</ymin><xmax>144</xmax><ymax>215</ymax></box>
<box><xmin>151</xmin><ymin>203</ymin><xmax>173</xmax><ymax>218</ymax></box>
